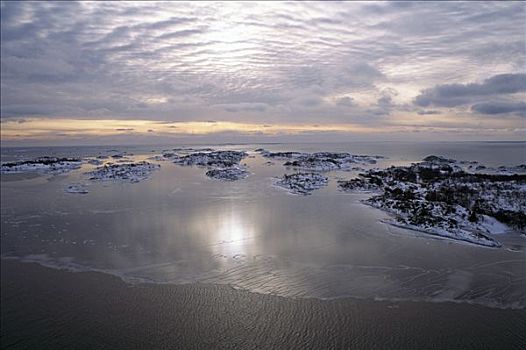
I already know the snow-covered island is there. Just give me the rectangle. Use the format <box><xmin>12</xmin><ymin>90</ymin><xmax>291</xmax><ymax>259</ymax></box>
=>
<box><xmin>338</xmin><ymin>155</ymin><xmax>526</xmax><ymax>247</ymax></box>
<box><xmin>275</xmin><ymin>172</ymin><xmax>328</xmax><ymax>195</ymax></box>
<box><xmin>258</xmin><ymin>149</ymin><xmax>383</xmax><ymax>171</ymax></box>
<box><xmin>205</xmin><ymin>167</ymin><xmax>250</xmax><ymax>181</ymax></box>
<box><xmin>86</xmin><ymin>161</ymin><xmax>160</xmax><ymax>183</ymax></box>
<box><xmin>174</xmin><ymin>150</ymin><xmax>247</xmax><ymax>168</ymax></box>
<box><xmin>0</xmin><ymin>157</ymin><xmax>82</xmax><ymax>175</ymax></box>
<box><xmin>170</xmin><ymin>150</ymin><xmax>251</xmax><ymax>181</ymax></box>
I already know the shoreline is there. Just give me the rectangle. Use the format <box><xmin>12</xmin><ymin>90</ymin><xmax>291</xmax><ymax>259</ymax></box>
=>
<box><xmin>2</xmin><ymin>260</ymin><xmax>526</xmax><ymax>349</ymax></box>
<box><xmin>3</xmin><ymin>255</ymin><xmax>523</xmax><ymax>311</ymax></box>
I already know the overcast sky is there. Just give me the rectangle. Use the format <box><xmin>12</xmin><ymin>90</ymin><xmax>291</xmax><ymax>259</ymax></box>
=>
<box><xmin>1</xmin><ymin>1</ymin><xmax>525</xmax><ymax>145</ymax></box>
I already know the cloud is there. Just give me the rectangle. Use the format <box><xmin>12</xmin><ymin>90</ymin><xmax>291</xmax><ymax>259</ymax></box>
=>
<box><xmin>417</xmin><ymin>110</ymin><xmax>441</xmax><ymax>115</ymax></box>
<box><xmin>414</xmin><ymin>73</ymin><xmax>526</xmax><ymax>107</ymax></box>
<box><xmin>222</xmin><ymin>103</ymin><xmax>268</xmax><ymax>113</ymax></box>
<box><xmin>471</xmin><ymin>101</ymin><xmax>526</xmax><ymax>116</ymax></box>
<box><xmin>0</xmin><ymin>1</ymin><xmax>525</xmax><ymax>142</ymax></box>
<box><xmin>157</xmin><ymin>29</ymin><xmax>204</xmax><ymax>40</ymax></box>
<box><xmin>336</xmin><ymin>96</ymin><xmax>354</xmax><ymax>107</ymax></box>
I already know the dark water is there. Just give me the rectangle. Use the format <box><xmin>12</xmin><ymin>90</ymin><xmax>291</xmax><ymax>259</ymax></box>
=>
<box><xmin>1</xmin><ymin>142</ymin><xmax>525</xmax><ymax>309</ymax></box>
<box><xmin>2</xmin><ymin>260</ymin><xmax>526</xmax><ymax>350</ymax></box>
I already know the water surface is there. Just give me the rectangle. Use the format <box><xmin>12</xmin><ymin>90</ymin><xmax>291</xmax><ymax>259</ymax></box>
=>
<box><xmin>1</xmin><ymin>142</ymin><xmax>525</xmax><ymax>308</ymax></box>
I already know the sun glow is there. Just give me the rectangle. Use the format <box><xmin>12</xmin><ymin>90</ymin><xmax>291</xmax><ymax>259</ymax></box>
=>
<box><xmin>0</xmin><ymin>118</ymin><xmax>383</xmax><ymax>140</ymax></box>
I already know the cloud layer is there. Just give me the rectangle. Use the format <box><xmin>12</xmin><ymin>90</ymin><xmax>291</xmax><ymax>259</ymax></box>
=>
<box><xmin>414</xmin><ymin>73</ymin><xmax>526</xmax><ymax>108</ymax></box>
<box><xmin>1</xmin><ymin>1</ymin><xmax>525</xmax><ymax>143</ymax></box>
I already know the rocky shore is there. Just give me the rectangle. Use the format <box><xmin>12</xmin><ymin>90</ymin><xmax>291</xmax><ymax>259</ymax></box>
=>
<box><xmin>338</xmin><ymin>155</ymin><xmax>526</xmax><ymax>247</ymax></box>
<box><xmin>0</xmin><ymin>157</ymin><xmax>82</xmax><ymax>175</ymax></box>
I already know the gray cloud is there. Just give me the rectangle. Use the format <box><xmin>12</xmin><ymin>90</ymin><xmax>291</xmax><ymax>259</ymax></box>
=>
<box><xmin>471</xmin><ymin>101</ymin><xmax>526</xmax><ymax>117</ymax></box>
<box><xmin>0</xmin><ymin>1</ymin><xmax>525</xmax><ymax>140</ymax></box>
<box><xmin>414</xmin><ymin>73</ymin><xmax>526</xmax><ymax>107</ymax></box>
<box><xmin>157</xmin><ymin>29</ymin><xmax>204</xmax><ymax>40</ymax></box>
<box><xmin>336</xmin><ymin>96</ymin><xmax>354</xmax><ymax>107</ymax></box>
<box><xmin>417</xmin><ymin>110</ymin><xmax>441</xmax><ymax>115</ymax></box>
<box><xmin>222</xmin><ymin>103</ymin><xmax>268</xmax><ymax>113</ymax></box>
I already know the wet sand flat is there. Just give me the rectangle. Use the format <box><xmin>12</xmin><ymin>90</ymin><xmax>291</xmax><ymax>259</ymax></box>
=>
<box><xmin>2</xmin><ymin>260</ymin><xmax>525</xmax><ymax>350</ymax></box>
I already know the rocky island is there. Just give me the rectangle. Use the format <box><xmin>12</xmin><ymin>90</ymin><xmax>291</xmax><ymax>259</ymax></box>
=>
<box><xmin>171</xmin><ymin>150</ymin><xmax>250</xmax><ymax>181</ymax></box>
<box><xmin>0</xmin><ymin>157</ymin><xmax>83</xmax><ymax>175</ymax></box>
<box><xmin>258</xmin><ymin>149</ymin><xmax>383</xmax><ymax>171</ymax></box>
<box><xmin>338</xmin><ymin>156</ymin><xmax>526</xmax><ymax>247</ymax></box>
<box><xmin>174</xmin><ymin>150</ymin><xmax>247</xmax><ymax>168</ymax></box>
<box><xmin>275</xmin><ymin>172</ymin><xmax>329</xmax><ymax>195</ymax></box>
<box><xmin>205</xmin><ymin>167</ymin><xmax>250</xmax><ymax>181</ymax></box>
<box><xmin>86</xmin><ymin>161</ymin><xmax>160</xmax><ymax>183</ymax></box>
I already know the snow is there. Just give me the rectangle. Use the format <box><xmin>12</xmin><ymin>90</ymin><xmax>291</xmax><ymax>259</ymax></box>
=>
<box><xmin>338</xmin><ymin>155</ymin><xmax>525</xmax><ymax>247</ymax></box>
<box><xmin>174</xmin><ymin>150</ymin><xmax>247</xmax><ymax>167</ymax></box>
<box><xmin>1</xmin><ymin>157</ymin><xmax>82</xmax><ymax>175</ymax></box>
<box><xmin>476</xmin><ymin>215</ymin><xmax>510</xmax><ymax>235</ymax></box>
<box><xmin>86</xmin><ymin>161</ymin><xmax>160</xmax><ymax>183</ymax></box>
<box><xmin>205</xmin><ymin>167</ymin><xmax>250</xmax><ymax>181</ymax></box>
<box><xmin>275</xmin><ymin>172</ymin><xmax>328</xmax><ymax>195</ymax></box>
<box><xmin>259</xmin><ymin>149</ymin><xmax>383</xmax><ymax>171</ymax></box>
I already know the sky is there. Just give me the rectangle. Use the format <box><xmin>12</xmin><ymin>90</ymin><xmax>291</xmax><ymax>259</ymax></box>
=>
<box><xmin>1</xmin><ymin>1</ymin><xmax>525</xmax><ymax>145</ymax></box>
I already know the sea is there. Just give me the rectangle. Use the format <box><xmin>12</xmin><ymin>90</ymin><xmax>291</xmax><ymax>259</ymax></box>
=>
<box><xmin>1</xmin><ymin>141</ymin><xmax>525</xmax><ymax>309</ymax></box>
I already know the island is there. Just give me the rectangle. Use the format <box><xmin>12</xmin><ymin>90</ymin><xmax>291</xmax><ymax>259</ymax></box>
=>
<box><xmin>205</xmin><ymin>167</ymin><xmax>250</xmax><ymax>181</ymax></box>
<box><xmin>0</xmin><ymin>157</ymin><xmax>82</xmax><ymax>175</ymax></box>
<box><xmin>170</xmin><ymin>150</ymin><xmax>250</xmax><ymax>181</ymax></box>
<box><xmin>86</xmin><ymin>161</ymin><xmax>160</xmax><ymax>183</ymax></box>
<box><xmin>275</xmin><ymin>172</ymin><xmax>328</xmax><ymax>195</ymax></box>
<box><xmin>258</xmin><ymin>149</ymin><xmax>383</xmax><ymax>171</ymax></box>
<box><xmin>174</xmin><ymin>150</ymin><xmax>247</xmax><ymax>168</ymax></box>
<box><xmin>338</xmin><ymin>155</ymin><xmax>526</xmax><ymax>247</ymax></box>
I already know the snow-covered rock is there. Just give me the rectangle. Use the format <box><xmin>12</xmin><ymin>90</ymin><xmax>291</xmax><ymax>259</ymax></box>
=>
<box><xmin>1</xmin><ymin>157</ymin><xmax>82</xmax><ymax>175</ymax></box>
<box><xmin>259</xmin><ymin>150</ymin><xmax>383</xmax><ymax>171</ymax></box>
<box><xmin>338</xmin><ymin>158</ymin><xmax>526</xmax><ymax>247</ymax></box>
<box><xmin>206</xmin><ymin>167</ymin><xmax>250</xmax><ymax>181</ymax></box>
<box><xmin>275</xmin><ymin>173</ymin><xmax>328</xmax><ymax>195</ymax></box>
<box><xmin>422</xmin><ymin>155</ymin><xmax>457</xmax><ymax>164</ymax></box>
<box><xmin>174</xmin><ymin>150</ymin><xmax>247</xmax><ymax>167</ymax></box>
<box><xmin>86</xmin><ymin>161</ymin><xmax>160</xmax><ymax>183</ymax></box>
<box><xmin>173</xmin><ymin>147</ymin><xmax>215</xmax><ymax>152</ymax></box>
<box><xmin>259</xmin><ymin>150</ymin><xmax>309</xmax><ymax>160</ymax></box>
<box><xmin>338</xmin><ymin>177</ymin><xmax>382</xmax><ymax>192</ymax></box>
